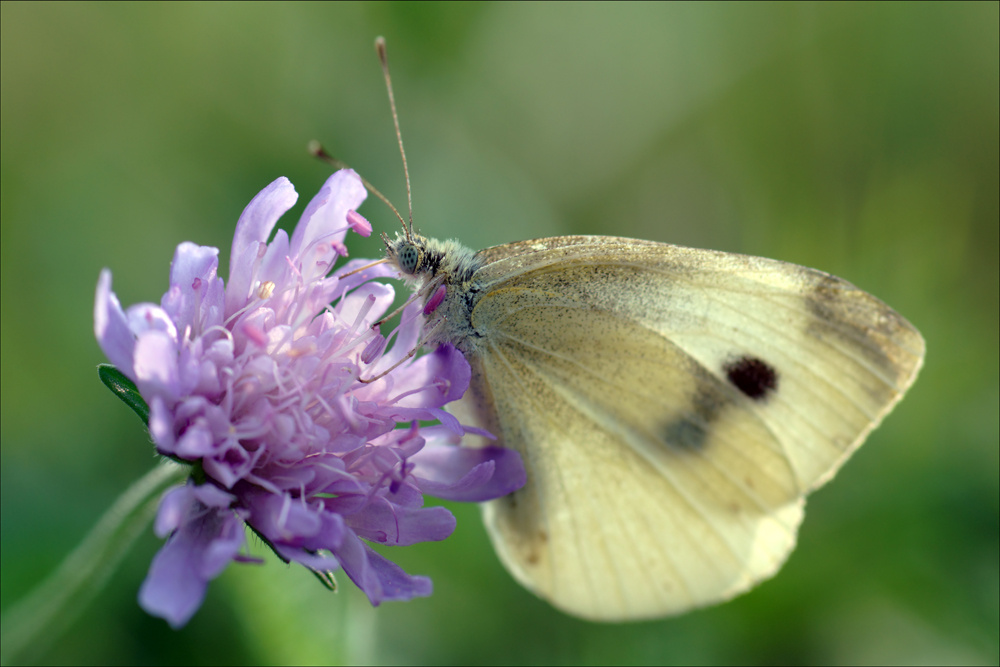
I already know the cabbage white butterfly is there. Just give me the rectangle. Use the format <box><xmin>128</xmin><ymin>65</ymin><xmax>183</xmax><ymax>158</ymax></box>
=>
<box><xmin>367</xmin><ymin>38</ymin><xmax>924</xmax><ymax>621</ymax></box>
<box><xmin>383</xmin><ymin>232</ymin><xmax>924</xmax><ymax>621</ymax></box>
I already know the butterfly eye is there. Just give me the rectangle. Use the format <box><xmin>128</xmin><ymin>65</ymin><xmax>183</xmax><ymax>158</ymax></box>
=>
<box><xmin>398</xmin><ymin>244</ymin><xmax>421</xmax><ymax>275</ymax></box>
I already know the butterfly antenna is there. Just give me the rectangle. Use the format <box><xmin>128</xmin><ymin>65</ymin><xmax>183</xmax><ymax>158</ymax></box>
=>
<box><xmin>337</xmin><ymin>257</ymin><xmax>390</xmax><ymax>279</ymax></box>
<box><xmin>375</xmin><ymin>36</ymin><xmax>414</xmax><ymax>241</ymax></box>
<box><xmin>308</xmin><ymin>141</ymin><xmax>408</xmax><ymax>231</ymax></box>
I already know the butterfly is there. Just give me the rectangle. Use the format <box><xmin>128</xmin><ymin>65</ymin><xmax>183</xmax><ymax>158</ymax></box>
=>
<box><xmin>356</xmin><ymin>37</ymin><xmax>924</xmax><ymax>622</ymax></box>
<box><xmin>382</xmin><ymin>231</ymin><xmax>924</xmax><ymax>621</ymax></box>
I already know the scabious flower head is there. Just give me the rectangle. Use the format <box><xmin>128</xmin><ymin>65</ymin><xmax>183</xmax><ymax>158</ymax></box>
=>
<box><xmin>94</xmin><ymin>170</ymin><xmax>525</xmax><ymax>628</ymax></box>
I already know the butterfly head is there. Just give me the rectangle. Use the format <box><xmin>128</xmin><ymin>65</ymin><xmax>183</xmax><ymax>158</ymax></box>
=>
<box><xmin>381</xmin><ymin>231</ymin><xmax>482</xmax><ymax>351</ymax></box>
<box><xmin>383</xmin><ymin>231</ymin><xmax>438</xmax><ymax>281</ymax></box>
<box><xmin>383</xmin><ymin>232</ymin><xmax>480</xmax><ymax>285</ymax></box>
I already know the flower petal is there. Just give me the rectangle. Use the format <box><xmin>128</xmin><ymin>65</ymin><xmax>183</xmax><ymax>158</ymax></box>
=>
<box><xmin>336</xmin><ymin>281</ymin><xmax>396</xmax><ymax>332</ymax></box>
<box><xmin>94</xmin><ymin>270</ymin><xmax>136</xmax><ymax>378</ymax></box>
<box><xmin>412</xmin><ymin>445</ymin><xmax>527</xmax><ymax>502</ymax></box>
<box><xmin>227</xmin><ymin>177</ymin><xmax>298</xmax><ymax>314</ymax></box>
<box><xmin>161</xmin><ymin>243</ymin><xmax>220</xmax><ymax>331</ymax></box>
<box><xmin>138</xmin><ymin>498</ymin><xmax>243</xmax><ymax>629</ymax></box>
<box><xmin>347</xmin><ymin>498</ymin><xmax>456</xmax><ymax>546</ymax></box>
<box><xmin>125</xmin><ymin>303</ymin><xmax>178</xmax><ymax>341</ymax></box>
<box><xmin>289</xmin><ymin>170</ymin><xmax>367</xmax><ymax>283</ymax></box>
<box><xmin>336</xmin><ymin>531</ymin><xmax>432</xmax><ymax>605</ymax></box>
<box><xmin>390</xmin><ymin>344</ymin><xmax>472</xmax><ymax>410</ymax></box>
<box><xmin>133</xmin><ymin>330</ymin><xmax>181</xmax><ymax>401</ymax></box>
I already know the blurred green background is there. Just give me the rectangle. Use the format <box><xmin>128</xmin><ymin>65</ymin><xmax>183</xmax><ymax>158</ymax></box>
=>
<box><xmin>2</xmin><ymin>2</ymin><xmax>997</xmax><ymax>665</ymax></box>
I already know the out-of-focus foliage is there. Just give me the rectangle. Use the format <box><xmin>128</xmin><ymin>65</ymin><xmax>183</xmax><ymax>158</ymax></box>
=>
<box><xmin>2</xmin><ymin>3</ymin><xmax>996</xmax><ymax>665</ymax></box>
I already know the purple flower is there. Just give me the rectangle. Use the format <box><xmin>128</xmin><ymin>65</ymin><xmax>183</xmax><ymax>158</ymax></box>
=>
<box><xmin>94</xmin><ymin>170</ymin><xmax>525</xmax><ymax>628</ymax></box>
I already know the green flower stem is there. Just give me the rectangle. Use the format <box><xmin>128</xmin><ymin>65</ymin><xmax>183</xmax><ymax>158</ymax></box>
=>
<box><xmin>0</xmin><ymin>460</ymin><xmax>187</xmax><ymax>665</ymax></box>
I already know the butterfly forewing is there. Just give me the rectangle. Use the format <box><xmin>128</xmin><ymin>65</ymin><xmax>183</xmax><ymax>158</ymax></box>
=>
<box><xmin>452</xmin><ymin>237</ymin><xmax>924</xmax><ymax>620</ymax></box>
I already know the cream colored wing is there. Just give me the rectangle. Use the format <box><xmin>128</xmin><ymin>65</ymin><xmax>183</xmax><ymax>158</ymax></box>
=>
<box><xmin>453</xmin><ymin>236</ymin><xmax>924</xmax><ymax>621</ymax></box>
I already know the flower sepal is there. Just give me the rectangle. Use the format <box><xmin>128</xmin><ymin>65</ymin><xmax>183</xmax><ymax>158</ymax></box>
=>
<box><xmin>309</xmin><ymin>567</ymin><xmax>339</xmax><ymax>592</ymax></box>
<box><xmin>98</xmin><ymin>363</ymin><xmax>150</xmax><ymax>425</ymax></box>
<box><xmin>98</xmin><ymin>364</ymin><xmax>204</xmax><ymax>469</ymax></box>
<box><xmin>244</xmin><ymin>520</ymin><xmax>339</xmax><ymax>592</ymax></box>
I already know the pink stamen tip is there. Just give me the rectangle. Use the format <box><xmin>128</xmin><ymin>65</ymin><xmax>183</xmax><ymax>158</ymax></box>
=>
<box><xmin>242</xmin><ymin>323</ymin><xmax>268</xmax><ymax>347</ymax></box>
<box><xmin>361</xmin><ymin>332</ymin><xmax>387</xmax><ymax>364</ymax></box>
<box><xmin>331</xmin><ymin>240</ymin><xmax>349</xmax><ymax>257</ymax></box>
<box><xmin>346</xmin><ymin>210</ymin><xmax>373</xmax><ymax>237</ymax></box>
<box><xmin>423</xmin><ymin>285</ymin><xmax>447</xmax><ymax>315</ymax></box>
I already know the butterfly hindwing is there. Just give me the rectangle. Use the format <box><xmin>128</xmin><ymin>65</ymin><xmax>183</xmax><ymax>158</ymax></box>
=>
<box><xmin>461</xmin><ymin>291</ymin><xmax>806</xmax><ymax>619</ymax></box>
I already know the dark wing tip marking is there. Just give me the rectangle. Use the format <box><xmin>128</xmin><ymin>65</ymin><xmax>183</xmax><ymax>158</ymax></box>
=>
<box><xmin>724</xmin><ymin>356</ymin><xmax>778</xmax><ymax>401</ymax></box>
<box><xmin>805</xmin><ymin>272</ymin><xmax>923</xmax><ymax>389</ymax></box>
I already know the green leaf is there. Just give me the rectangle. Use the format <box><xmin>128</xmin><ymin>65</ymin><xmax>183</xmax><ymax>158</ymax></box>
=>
<box><xmin>98</xmin><ymin>364</ymin><xmax>149</xmax><ymax>425</ymax></box>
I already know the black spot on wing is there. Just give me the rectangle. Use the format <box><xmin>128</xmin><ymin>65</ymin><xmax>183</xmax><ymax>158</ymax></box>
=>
<box><xmin>662</xmin><ymin>419</ymin><xmax>709</xmax><ymax>451</ymax></box>
<box><xmin>661</xmin><ymin>384</ymin><xmax>728</xmax><ymax>452</ymax></box>
<box><xmin>724</xmin><ymin>356</ymin><xmax>778</xmax><ymax>401</ymax></box>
